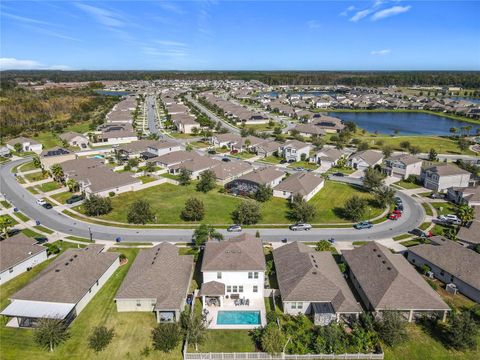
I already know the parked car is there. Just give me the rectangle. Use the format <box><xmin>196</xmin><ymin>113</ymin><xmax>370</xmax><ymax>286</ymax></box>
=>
<box><xmin>36</xmin><ymin>199</ymin><xmax>46</xmax><ymax>206</ymax></box>
<box><xmin>395</xmin><ymin>203</ymin><xmax>404</xmax><ymax>211</ymax></box>
<box><xmin>354</xmin><ymin>221</ymin><xmax>373</xmax><ymax>230</ymax></box>
<box><xmin>66</xmin><ymin>195</ymin><xmax>84</xmax><ymax>204</ymax></box>
<box><xmin>280</xmin><ymin>160</ymin><xmax>287</xmax><ymax>164</ymax></box>
<box><xmin>332</xmin><ymin>172</ymin><xmax>345</xmax><ymax>177</ymax></box>
<box><xmin>389</xmin><ymin>211</ymin><xmax>402</xmax><ymax>220</ymax></box>
<box><xmin>222</xmin><ymin>157</ymin><xmax>231</xmax><ymax>162</ymax></box>
<box><xmin>429</xmin><ymin>192</ymin><xmax>444</xmax><ymax>199</ymax></box>
<box><xmin>281</xmin><ymin>238</ymin><xmax>288</xmax><ymax>243</ymax></box>
<box><xmin>287</xmin><ymin>159</ymin><xmax>296</xmax><ymax>163</ymax></box>
<box><xmin>34</xmin><ymin>236</ymin><xmax>48</xmax><ymax>244</ymax></box>
<box><xmin>207</xmin><ymin>149</ymin><xmax>217</xmax><ymax>155</ymax></box>
<box><xmin>227</xmin><ymin>224</ymin><xmax>242</xmax><ymax>232</ymax></box>
<box><xmin>438</xmin><ymin>214</ymin><xmax>459</xmax><ymax>223</ymax></box>
<box><xmin>289</xmin><ymin>223</ymin><xmax>312</xmax><ymax>231</ymax></box>
<box><xmin>42</xmin><ymin>202</ymin><xmax>53</xmax><ymax>209</ymax></box>
<box><xmin>409</xmin><ymin>228</ymin><xmax>433</xmax><ymax>238</ymax></box>
<box><xmin>394</xmin><ymin>197</ymin><xmax>403</xmax><ymax>205</ymax></box>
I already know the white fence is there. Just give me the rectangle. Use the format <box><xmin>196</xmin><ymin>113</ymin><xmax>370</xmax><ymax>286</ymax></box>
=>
<box><xmin>184</xmin><ymin>353</ymin><xmax>383</xmax><ymax>360</ymax></box>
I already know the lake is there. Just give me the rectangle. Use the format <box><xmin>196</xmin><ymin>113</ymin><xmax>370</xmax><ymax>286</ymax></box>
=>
<box><xmin>328</xmin><ymin>112</ymin><xmax>480</xmax><ymax>136</ymax></box>
<box><xmin>95</xmin><ymin>90</ymin><xmax>132</xmax><ymax>96</ymax></box>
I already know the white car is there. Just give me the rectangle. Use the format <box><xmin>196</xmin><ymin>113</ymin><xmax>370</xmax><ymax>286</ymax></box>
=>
<box><xmin>438</xmin><ymin>214</ymin><xmax>459</xmax><ymax>223</ymax></box>
<box><xmin>289</xmin><ymin>223</ymin><xmax>312</xmax><ymax>231</ymax></box>
<box><xmin>36</xmin><ymin>199</ymin><xmax>46</xmax><ymax>206</ymax></box>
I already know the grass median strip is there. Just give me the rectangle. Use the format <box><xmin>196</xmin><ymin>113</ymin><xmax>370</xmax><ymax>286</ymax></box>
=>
<box><xmin>13</xmin><ymin>212</ymin><xmax>29</xmax><ymax>222</ymax></box>
<box><xmin>65</xmin><ymin>235</ymin><xmax>93</xmax><ymax>243</ymax></box>
<box><xmin>21</xmin><ymin>228</ymin><xmax>43</xmax><ymax>238</ymax></box>
<box><xmin>0</xmin><ymin>200</ymin><xmax>12</xmax><ymax>209</ymax></box>
<box><xmin>33</xmin><ymin>225</ymin><xmax>54</xmax><ymax>234</ymax></box>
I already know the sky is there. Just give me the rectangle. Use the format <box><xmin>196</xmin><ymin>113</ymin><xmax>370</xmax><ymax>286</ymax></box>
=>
<box><xmin>0</xmin><ymin>0</ymin><xmax>479</xmax><ymax>71</ymax></box>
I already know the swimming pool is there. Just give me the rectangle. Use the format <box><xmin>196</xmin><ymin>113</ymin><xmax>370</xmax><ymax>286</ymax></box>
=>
<box><xmin>217</xmin><ymin>311</ymin><xmax>261</xmax><ymax>325</ymax></box>
<box><xmin>92</xmin><ymin>155</ymin><xmax>104</xmax><ymax>159</ymax></box>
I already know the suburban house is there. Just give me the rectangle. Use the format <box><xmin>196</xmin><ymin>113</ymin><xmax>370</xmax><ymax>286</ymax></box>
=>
<box><xmin>59</xmin><ymin>132</ymin><xmax>89</xmax><ymax>149</ymax></box>
<box><xmin>40</xmin><ymin>147</ymin><xmax>76</xmax><ymax>170</ymax></box>
<box><xmin>199</xmin><ymin>234</ymin><xmax>266</xmax><ymax>327</ymax></box>
<box><xmin>0</xmin><ymin>234</ymin><xmax>48</xmax><ymax>285</ymax></box>
<box><xmin>273</xmin><ymin>242</ymin><xmax>361</xmax><ymax>325</ymax></box>
<box><xmin>278</xmin><ymin>140</ymin><xmax>312</xmax><ymax>162</ymax></box>
<box><xmin>407</xmin><ymin>237</ymin><xmax>480</xmax><ymax>303</ymax></box>
<box><xmin>348</xmin><ymin>150</ymin><xmax>384</xmax><ymax>171</ymax></box>
<box><xmin>226</xmin><ymin>167</ymin><xmax>285</xmax><ymax>195</ymax></box>
<box><xmin>1</xmin><ymin>245</ymin><xmax>119</xmax><ymax>328</ymax></box>
<box><xmin>115</xmin><ymin>243</ymin><xmax>194</xmax><ymax>323</ymax></box>
<box><xmin>457</xmin><ymin>207</ymin><xmax>480</xmax><ymax>248</ymax></box>
<box><xmin>447</xmin><ymin>186</ymin><xmax>480</xmax><ymax>206</ymax></box>
<box><xmin>310</xmin><ymin>115</ymin><xmax>345</xmax><ymax>133</ymax></box>
<box><xmin>95</xmin><ymin>123</ymin><xmax>138</xmax><ymax>145</ymax></box>
<box><xmin>256</xmin><ymin>140</ymin><xmax>281</xmax><ymax>158</ymax></box>
<box><xmin>149</xmin><ymin>151</ymin><xmax>218</xmax><ymax>179</ymax></box>
<box><xmin>173</xmin><ymin>113</ymin><xmax>198</xmax><ymax>134</ymax></box>
<box><xmin>211</xmin><ymin>134</ymin><xmax>265</xmax><ymax>153</ymax></box>
<box><xmin>61</xmin><ymin>158</ymin><xmax>142</xmax><ymax>197</ymax></box>
<box><xmin>6</xmin><ymin>137</ymin><xmax>43</xmax><ymax>154</ymax></box>
<box><xmin>342</xmin><ymin>242</ymin><xmax>450</xmax><ymax>322</ymax></box>
<box><xmin>0</xmin><ymin>146</ymin><xmax>11</xmax><ymax>158</ymax></box>
<box><xmin>311</xmin><ymin>148</ymin><xmax>346</xmax><ymax>169</ymax></box>
<box><xmin>273</xmin><ymin>172</ymin><xmax>324</xmax><ymax>201</ymax></box>
<box><xmin>291</xmin><ymin>123</ymin><xmax>326</xmax><ymax>138</ymax></box>
<box><xmin>211</xmin><ymin>161</ymin><xmax>254</xmax><ymax>185</ymax></box>
<box><xmin>421</xmin><ymin>164</ymin><xmax>471</xmax><ymax>192</ymax></box>
<box><xmin>382</xmin><ymin>154</ymin><xmax>423</xmax><ymax>180</ymax></box>
<box><xmin>116</xmin><ymin>140</ymin><xmax>181</xmax><ymax>160</ymax></box>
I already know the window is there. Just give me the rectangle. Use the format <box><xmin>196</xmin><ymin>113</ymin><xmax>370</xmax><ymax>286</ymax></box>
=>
<box><xmin>137</xmin><ymin>300</ymin><xmax>141</xmax><ymax>307</ymax></box>
<box><xmin>291</xmin><ymin>302</ymin><xmax>297</xmax><ymax>309</ymax></box>
<box><xmin>233</xmin><ymin>286</ymin><xmax>238</xmax><ymax>292</ymax></box>
<box><xmin>239</xmin><ymin>286</ymin><xmax>243</xmax><ymax>293</ymax></box>
<box><xmin>96</xmin><ymin>280</ymin><xmax>99</xmax><ymax>286</ymax></box>
<box><xmin>227</xmin><ymin>286</ymin><xmax>232</xmax><ymax>292</ymax></box>
<box><xmin>254</xmin><ymin>272</ymin><xmax>259</xmax><ymax>279</ymax></box>
<box><xmin>8</xmin><ymin>267</ymin><xmax>13</xmax><ymax>273</ymax></box>
<box><xmin>253</xmin><ymin>286</ymin><xmax>258</xmax><ymax>293</ymax></box>
<box><xmin>217</xmin><ymin>272</ymin><xmax>222</xmax><ymax>279</ymax></box>
<box><xmin>248</xmin><ymin>272</ymin><xmax>253</xmax><ymax>279</ymax></box>
<box><xmin>297</xmin><ymin>302</ymin><xmax>303</xmax><ymax>309</ymax></box>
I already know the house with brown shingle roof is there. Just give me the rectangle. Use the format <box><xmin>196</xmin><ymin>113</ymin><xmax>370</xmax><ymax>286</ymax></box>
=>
<box><xmin>59</xmin><ymin>132</ymin><xmax>89</xmax><ymax>149</ymax></box>
<box><xmin>0</xmin><ymin>234</ymin><xmax>48</xmax><ymax>285</ymax></box>
<box><xmin>407</xmin><ymin>237</ymin><xmax>480</xmax><ymax>303</ymax></box>
<box><xmin>115</xmin><ymin>243</ymin><xmax>194</xmax><ymax>322</ymax></box>
<box><xmin>348</xmin><ymin>150</ymin><xmax>384</xmax><ymax>171</ymax></box>
<box><xmin>1</xmin><ymin>245</ymin><xmax>119</xmax><ymax>327</ymax></box>
<box><xmin>383</xmin><ymin>154</ymin><xmax>423</xmax><ymax>180</ymax></box>
<box><xmin>210</xmin><ymin>161</ymin><xmax>254</xmax><ymax>185</ymax></box>
<box><xmin>226</xmin><ymin>167</ymin><xmax>285</xmax><ymax>196</ymax></box>
<box><xmin>6</xmin><ymin>137</ymin><xmax>43</xmax><ymax>154</ymax></box>
<box><xmin>342</xmin><ymin>242</ymin><xmax>450</xmax><ymax>322</ymax></box>
<box><xmin>273</xmin><ymin>172</ymin><xmax>324</xmax><ymax>201</ymax></box>
<box><xmin>421</xmin><ymin>164</ymin><xmax>471</xmax><ymax>192</ymax></box>
<box><xmin>274</xmin><ymin>242</ymin><xmax>361</xmax><ymax>325</ymax></box>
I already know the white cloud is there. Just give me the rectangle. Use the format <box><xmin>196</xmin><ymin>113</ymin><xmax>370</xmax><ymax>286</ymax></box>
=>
<box><xmin>155</xmin><ymin>40</ymin><xmax>187</xmax><ymax>47</ymax></box>
<box><xmin>340</xmin><ymin>5</ymin><xmax>355</xmax><ymax>16</ymax></box>
<box><xmin>371</xmin><ymin>5</ymin><xmax>411</xmax><ymax>21</ymax></box>
<box><xmin>75</xmin><ymin>3</ymin><xmax>125</xmax><ymax>28</ymax></box>
<box><xmin>0</xmin><ymin>57</ymin><xmax>72</xmax><ymax>70</ymax></box>
<box><xmin>370</xmin><ymin>49</ymin><xmax>391</xmax><ymax>56</ymax></box>
<box><xmin>2</xmin><ymin>12</ymin><xmax>52</xmax><ymax>26</ymax></box>
<box><xmin>307</xmin><ymin>20</ymin><xmax>320</xmax><ymax>29</ymax></box>
<box><xmin>350</xmin><ymin>9</ymin><xmax>371</xmax><ymax>22</ymax></box>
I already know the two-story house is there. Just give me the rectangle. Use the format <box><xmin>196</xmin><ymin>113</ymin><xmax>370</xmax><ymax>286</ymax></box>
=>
<box><xmin>278</xmin><ymin>140</ymin><xmax>311</xmax><ymax>162</ymax></box>
<box><xmin>421</xmin><ymin>164</ymin><xmax>471</xmax><ymax>192</ymax></box>
<box><xmin>382</xmin><ymin>154</ymin><xmax>423</xmax><ymax>180</ymax></box>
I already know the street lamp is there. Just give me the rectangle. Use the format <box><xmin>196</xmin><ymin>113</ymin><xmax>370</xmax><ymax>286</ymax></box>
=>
<box><xmin>88</xmin><ymin>226</ymin><xmax>93</xmax><ymax>242</ymax></box>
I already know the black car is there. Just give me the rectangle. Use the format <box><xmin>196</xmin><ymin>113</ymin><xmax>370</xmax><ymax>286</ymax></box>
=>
<box><xmin>66</xmin><ymin>195</ymin><xmax>84</xmax><ymax>204</ymax></box>
<box><xmin>34</xmin><ymin>236</ymin><xmax>48</xmax><ymax>244</ymax></box>
<box><xmin>221</xmin><ymin>157</ymin><xmax>231</xmax><ymax>162</ymax></box>
<box><xmin>207</xmin><ymin>149</ymin><xmax>217</xmax><ymax>155</ymax></box>
<box><xmin>42</xmin><ymin>202</ymin><xmax>53</xmax><ymax>209</ymax></box>
<box><xmin>280</xmin><ymin>160</ymin><xmax>287</xmax><ymax>164</ymax></box>
<box><xmin>395</xmin><ymin>203</ymin><xmax>404</xmax><ymax>211</ymax></box>
<box><xmin>332</xmin><ymin>172</ymin><xmax>345</xmax><ymax>177</ymax></box>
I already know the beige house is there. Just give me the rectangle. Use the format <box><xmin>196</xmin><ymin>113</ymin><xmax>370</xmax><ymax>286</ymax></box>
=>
<box><xmin>348</xmin><ymin>150</ymin><xmax>384</xmax><ymax>171</ymax></box>
<box><xmin>211</xmin><ymin>161</ymin><xmax>254</xmax><ymax>185</ymax></box>
<box><xmin>6</xmin><ymin>137</ymin><xmax>43</xmax><ymax>154</ymax></box>
<box><xmin>59</xmin><ymin>132</ymin><xmax>89</xmax><ymax>149</ymax></box>
<box><xmin>421</xmin><ymin>164</ymin><xmax>471</xmax><ymax>192</ymax></box>
<box><xmin>273</xmin><ymin>172</ymin><xmax>324</xmax><ymax>201</ymax></box>
<box><xmin>115</xmin><ymin>243</ymin><xmax>194</xmax><ymax>323</ymax></box>
<box><xmin>40</xmin><ymin>147</ymin><xmax>76</xmax><ymax>170</ymax></box>
<box><xmin>383</xmin><ymin>154</ymin><xmax>422</xmax><ymax>180</ymax></box>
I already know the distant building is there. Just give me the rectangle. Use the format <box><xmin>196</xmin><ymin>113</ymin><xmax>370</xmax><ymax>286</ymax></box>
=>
<box><xmin>40</xmin><ymin>147</ymin><xmax>76</xmax><ymax>170</ymax></box>
<box><xmin>6</xmin><ymin>137</ymin><xmax>43</xmax><ymax>154</ymax></box>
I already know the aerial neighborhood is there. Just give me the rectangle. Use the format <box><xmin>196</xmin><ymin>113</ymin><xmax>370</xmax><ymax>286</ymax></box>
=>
<box><xmin>1</xmin><ymin>76</ymin><xmax>480</xmax><ymax>360</ymax></box>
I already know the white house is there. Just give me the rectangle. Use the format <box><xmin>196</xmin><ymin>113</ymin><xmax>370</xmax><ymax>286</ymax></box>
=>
<box><xmin>383</xmin><ymin>154</ymin><xmax>423</xmax><ymax>180</ymax></box>
<box><xmin>6</xmin><ymin>137</ymin><xmax>43</xmax><ymax>154</ymax></box>
<box><xmin>421</xmin><ymin>164</ymin><xmax>471</xmax><ymax>192</ymax></box>
<box><xmin>348</xmin><ymin>150</ymin><xmax>384</xmax><ymax>171</ymax></box>
<box><xmin>278</xmin><ymin>140</ymin><xmax>312</xmax><ymax>162</ymax></box>
<box><xmin>59</xmin><ymin>132</ymin><xmax>89</xmax><ymax>149</ymax></box>
<box><xmin>273</xmin><ymin>172</ymin><xmax>324</xmax><ymax>202</ymax></box>
<box><xmin>1</xmin><ymin>245</ymin><xmax>119</xmax><ymax>328</ymax></box>
<box><xmin>311</xmin><ymin>148</ymin><xmax>346</xmax><ymax>169</ymax></box>
<box><xmin>0</xmin><ymin>234</ymin><xmax>48</xmax><ymax>285</ymax></box>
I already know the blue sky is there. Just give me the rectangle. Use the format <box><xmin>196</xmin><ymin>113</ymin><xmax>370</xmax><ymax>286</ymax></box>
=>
<box><xmin>1</xmin><ymin>1</ymin><xmax>479</xmax><ymax>70</ymax></box>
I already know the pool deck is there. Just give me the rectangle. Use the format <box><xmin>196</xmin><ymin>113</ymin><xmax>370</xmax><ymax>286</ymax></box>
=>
<box><xmin>204</xmin><ymin>298</ymin><xmax>267</xmax><ymax>329</ymax></box>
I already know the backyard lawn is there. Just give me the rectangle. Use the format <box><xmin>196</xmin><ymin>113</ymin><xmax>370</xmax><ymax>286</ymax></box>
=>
<box><xmin>287</xmin><ymin>161</ymin><xmax>319</xmax><ymax>170</ymax></box>
<box><xmin>431</xmin><ymin>202</ymin><xmax>457</xmax><ymax>217</ymax></box>
<box><xmin>190</xmin><ymin>330</ymin><xmax>256</xmax><ymax>352</ymax></box>
<box><xmin>0</xmin><ymin>248</ymin><xmax>183</xmax><ymax>360</ymax></box>
<box><xmin>76</xmin><ymin>181</ymin><xmax>382</xmax><ymax>225</ymax></box>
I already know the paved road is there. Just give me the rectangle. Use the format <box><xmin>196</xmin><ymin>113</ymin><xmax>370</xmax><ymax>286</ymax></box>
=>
<box><xmin>1</xmin><ymin>158</ymin><xmax>424</xmax><ymax>243</ymax></box>
<box><xmin>146</xmin><ymin>94</ymin><xmax>159</xmax><ymax>134</ymax></box>
<box><xmin>185</xmin><ymin>94</ymin><xmax>240</xmax><ymax>134</ymax></box>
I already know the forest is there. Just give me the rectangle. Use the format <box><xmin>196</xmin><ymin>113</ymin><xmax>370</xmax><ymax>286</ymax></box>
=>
<box><xmin>2</xmin><ymin>70</ymin><xmax>480</xmax><ymax>88</ymax></box>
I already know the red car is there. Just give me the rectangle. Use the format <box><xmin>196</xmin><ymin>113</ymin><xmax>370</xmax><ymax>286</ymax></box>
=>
<box><xmin>389</xmin><ymin>211</ymin><xmax>402</xmax><ymax>220</ymax></box>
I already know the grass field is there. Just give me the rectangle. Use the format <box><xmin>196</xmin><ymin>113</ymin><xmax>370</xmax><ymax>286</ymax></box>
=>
<box><xmin>76</xmin><ymin>181</ymin><xmax>382</xmax><ymax>225</ymax></box>
<box><xmin>19</xmin><ymin>161</ymin><xmax>40</xmax><ymax>172</ymax></box>
<box><xmin>33</xmin><ymin>225</ymin><xmax>54</xmax><ymax>234</ymax></box>
<box><xmin>38</xmin><ymin>181</ymin><xmax>62</xmax><ymax>193</ymax></box>
<box><xmin>13</xmin><ymin>212</ymin><xmax>29</xmax><ymax>222</ymax></box>
<box><xmin>21</xmin><ymin>228</ymin><xmax>43</xmax><ymax>238</ymax></box>
<box><xmin>49</xmin><ymin>191</ymin><xmax>74</xmax><ymax>204</ymax></box>
<box><xmin>395</xmin><ymin>180</ymin><xmax>421</xmax><ymax>189</ymax></box>
<box><xmin>138</xmin><ymin>175</ymin><xmax>156</xmax><ymax>184</ymax></box>
<box><xmin>0</xmin><ymin>248</ymin><xmax>183</xmax><ymax>360</ymax></box>
<box><xmin>190</xmin><ymin>330</ymin><xmax>256</xmax><ymax>352</ymax></box>
<box><xmin>431</xmin><ymin>202</ymin><xmax>457</xmax><ymax>217</ymax></box>
<box><xmin>24</xmin><ymin>172</ymin><xmax>48</xmax><ymax>182</ymax></box>
<box><xmin>287</xmin><ymin>161</ymin><xmax>319</xmax><ymax>170</ymax></box>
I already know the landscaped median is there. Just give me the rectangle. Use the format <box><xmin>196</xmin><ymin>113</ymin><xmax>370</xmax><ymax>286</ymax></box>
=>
<box><xmin>68</xmin><ymin>181</ymin><xmax>384</xmax><ymax>226</ymax></box>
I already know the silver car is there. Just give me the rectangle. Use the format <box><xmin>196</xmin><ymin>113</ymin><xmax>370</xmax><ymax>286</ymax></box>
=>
<box><xmin>227</xmin><ymin>224</ymin><xmax>242</xmax><ymax>232</ymax></box>
<box><xmin>289</xmin><ymin>223</ymin><xmax>312</xmax><ymax>231</ymax></box>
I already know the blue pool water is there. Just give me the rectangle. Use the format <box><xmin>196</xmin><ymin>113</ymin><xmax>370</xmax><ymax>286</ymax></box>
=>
<box><xmin>217</xmin><ymin>311</ymin><xmax>261</xmax><ymax>325</ymax></box>
<box><xmin>93</xmin><ymin>155</ymin><xmax>104</xmax><ymax>159</ymax></box>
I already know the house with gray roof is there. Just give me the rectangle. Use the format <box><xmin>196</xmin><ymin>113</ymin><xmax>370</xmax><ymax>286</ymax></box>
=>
<box><xmin>311</xmin><ymin>147</ymin><xmax>346</xmax><ymax>169</ymax></box>
<box><xmin>211</xmin><ymin>161</ymin><xmax>254</xmax><ymax>185</ymax></box>
<box><xmin>421</xmin><ymin>164</ymin><xmax>471</xmax><ymax>192</ymax></box>
<box><xmin>6</xmin><ymin>137</ymin><xmax>43</xmax><ymax>154</ymax></box>
<box><xmin>273</xmin><ymin>172</ymin><xmax>324</xmax><ymax>201</ymax></box>
<box><xmin>115</xmin><ymin>243</ymin><xmax>194</xmax><ymax>322</ymax></box>
<box><xmin>1</xmin><ymin>245</ymin><xmax>119</xmax><ymax>328</ymax></box>
<box><xmin>456</xmin><ymin>207</ymin><xmax>480</xmax><ymax>248</ymax></box>
<box><xmin>348</xmin><ymin>150</ymin><xmax>384</xmax><ymax>171</ymax></box>
<box><xmin>383</xmin><ymin>154</ymin><xmax>423</xmax><ymax>180</ymax></box>
<box><xmin>0</xmin><ymin>234</ymin><xmax>48</xmax><ymax>285</ymax></box>
<box><xmin>273</xmin><ymin>242</ymin><xmax>361</xmax><ymax>325</ymax></box>
<box><xmin>342</xmin><ymin>242</ymin><xmax>450</xmax><ymax>322</ymax></box>
<box><xmin>407</xmin><ymin>237</ymin><xmax>480</xmax><ymax>303</ymax></box>
<box><xmin>226</xmin><ymin>167</ymin><xmax>285</xmax><ymax>195</ymax></box>
<box><xmin>59</xmin><ymin>132</ymin><xmax>89</xmax><ymax>149</ymax></box>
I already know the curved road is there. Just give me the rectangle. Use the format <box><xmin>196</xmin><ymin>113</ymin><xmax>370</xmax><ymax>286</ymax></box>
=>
<box><xmin>1</xmin><ymin>158</ymin><xmax>425</xmax><ymax>243</ymax></box>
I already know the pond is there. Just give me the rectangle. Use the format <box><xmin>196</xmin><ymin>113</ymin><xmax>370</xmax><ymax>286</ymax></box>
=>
<box><xmin>95</xmin><ymin>90</ymin><xmax>132</xmax><ymax>96</ymax></box>
<box><xmin>327</xmin><ymin>112</ymin><xmax>480</xmax><ymax>136</ymax></box>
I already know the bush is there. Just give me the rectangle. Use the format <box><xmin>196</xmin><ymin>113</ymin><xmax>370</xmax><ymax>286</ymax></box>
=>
<box><xmin>45</xmin><ymin>243</ymin><xmax>60</xmax><ymax>255</ymax></box>
<box><xmin>108</xmin><ymin>191</ymin><xmax>115</xmax><ymax>197</ymax></box>
<box><xmin>231</xmin><ymin>201</ymin><xmax>262</xmax><ymax>225</ymax></box>
<box><xmin>342</xmin><ymin>196</ymin><xmax>367</xmax><ymax>221</ymax></box>
<box><xmin>34</xmin><ymin>318</ymin><xmax>70</xmax><ymax>352</ymax></box>
<box><xmin>266</xmin><ymin>311</ymin><xmax>278</xmax><ymax>324</ymax></box>
<box><xmin>151</xmin><ymin>323</ymin><xmax>182</xmax><ymax>353</ymax></box>
<box><xmin>181</xmin><ymin>198</ymin><xmax>205</xmax><ymax>221</ymax></box>
<box><xmin>374</xmin><ymin>311</ymin><xmax>408</xmax><ymax>346</ymax></box>
<box><xmin>88</xmin><ymin>326</ymin><xmax>115</xmax><ymax>352</ymax></box>
<box><xmin>127</xmin><ymin>199</ymin><xmax>155</xmax><ymax>224</ymax></box>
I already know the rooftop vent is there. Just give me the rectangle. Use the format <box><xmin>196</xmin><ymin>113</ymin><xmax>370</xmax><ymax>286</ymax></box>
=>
<box><xmin>387</xmin><ymin>267</ymin><xmax>392</xmax><ymax>271</ymax></box>
<box><xmin>74</xmin><ymin>255</ymin><xmax>78</xmax><ymax>258</ymax></box>
<box><xmin>55</xmin><ymin>269</ymin><xmax>61</xmax><ymax>272</ymax></box>
<box><xmin>373</xmin><ymin>248</ymin><xmax>377</xmax><ymax>252</ymax></box>
<box><xmin>28</xmin><ymin>251</ymin><xmax>33</xmax><ymax>255</ymax></box>
<box><xmin>382</xmin><ymin>260</ymin><xmax>386</xmax><ymax>264</ymax></box>
<box><xmin>312</xmin><ymin>271</ymin><xmax>317</xmax><ymax>275</ymax></box>
<box><xmin>377</xmin><ymin>254</ymin><xmax>381</xmax><ymax>258</ymax></box>
<box><xmin>65</xmin><ymin>263</ymin><xmax>69</xmax><ymax>266</ymax></box>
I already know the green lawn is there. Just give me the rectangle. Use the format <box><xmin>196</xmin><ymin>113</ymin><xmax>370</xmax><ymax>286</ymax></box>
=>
<box><xmin>138</xmin><ymin>175</ymin><xmax>156</xmax><ymax>184</ymax></box>
<box><xmin>422</xmin><ymin>202</ymin><xmax>434</xmax><ymax>217</ymax></box>
<box><xmin>21</xmin><ymin>228</ymin><xmax>43</xmax><ymax>238</ymax></box>
<box><xmin>33</xmin><ymin>225</ymin><xmax>54</xmax><ymax>234</ymax></box>
<box><xmin>287</xmin><ymin>161</ymin><xmax>319</xmax><ymax>170</ymax></box>
<box><xmin>325</xmin><ymin>166</ymin><xmax>356</xmax><ymax>175</ymax></box>
<box><xmin>1</xmin><ymin>248</ymin><xmax>183</xmax><ymax>360</ymax></box>
<box><xmin>190</xmin><ymin>330</ymin><xmax>256</xmax><ymax>352</ymax></box>
<box><xmin>232</xmin><ymin>152</ymin><xmax>256</xmax><ymax>160</ymax></box>
<box><xmin>31</xmin><ymin>132</ymin><xmax>63</xmax><ymax>149</ymax></box>
<box><xmin>38</xmin><ymin>181</ymin><xmax>62</xmax><ymax>193</ymax></box>
<box><xmin>13</xmin><ymin>212</ymin><xmax>29</xmax><ymax>222</ymax></box>
<box><xmin>49</xmin><ymin>191</ymin><xmax>74</xmax><ymax>204</ymax></box>
<box><xmin>1</xmin><ymin>200</ymin><xmax>12</xmax><ymax>209</ymax></box>
<box><xmin>23</xmin><ymin>172</ymin><xmax>48</xmax><ymax>182</ymax></box>
<box><xmin>243</xmin><ymin>123</ymin><xmax>275</xmax><ymax>132</ymax></box>
<box><xmin>0</xmin><ymin>214</ymin><xmax>18</xmax><ymax>226</ymax></box>
<box><xmin>393</xmin><ymin>233</ymin><xmax>412</xmax><ymax>241</ymax></box>
<box><xmin>395</xmin><ymin>180</ymin><xmax>421</xmax><ymax>189</ymax></box>
<box><xmin>258</xmin><ymin>155</ymin><xmax>283</xmax><ymax>164</ymax></box>
<box><xmin>160</xmin><ymin>173</ymin><xmax>181</xmax><ymax>180</ymax></box>
<box><xmin>26</xmin><ymin>187</ymin><xmax>39</xmax><ymax>195</ymax></box>
<box><xmin>419</xmin><ymin>222</ymin><xmax>431</xmax><ymax>231</ymax></box>
<box><xmin>65</xmin><ymin>236</ymin><xmax>92</xmax><ymax>243</ymax></box>
<box><xmin>431</xmin><ymin>202</ymin><xmax>457</xmax><ymax>217</ymax></box>
<box><xmin>19</xmin><ymin>161</ymin><xmax>40</xmax><ymax>172</ymax></box>
<box><xmin>76</xmin><ymin>181</ymin><xmax>382</xmax><ymax>225</ymax></box>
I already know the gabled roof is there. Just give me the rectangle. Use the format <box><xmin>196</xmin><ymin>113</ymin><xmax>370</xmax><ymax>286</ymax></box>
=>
<box><xmin>236</xmin><ymin>167</ymin><xmax>285</xmax><ymax>186</ymax></box>
<box><xmin>201</xmin><ymin>233</ymin><xmax>266</xmax><ymax>272</ymax></box>
<box><xmin>6</xmin><ymin>137</ymin><xmax>39</xmax><ymax>146</ymax></box>
<box><xmin>59</xmin><ymin>132</ymin><xmax>87</xmax><ymax>142</ymax></box>
<box><xmin>274</xmin><ymin>172</ymin><xmax>324</xmax><ymax>197</ymax></box>
<box><xmin>423</xmin><ymin>164</ymin><xmax>470</xmax><ymax>177</ymax></box>
<box><xmin>343</xmin><ymin>242</ymin><xmax>449</xmax><ymax>311</ymax></box>
<box><xmin>273</xmin><ymin>242</ymin><xmax>361</xmax><ymax>313</ymax></box>
<box><xmin>315</xmin><ymin>148</ymin><xmax>344</xmax><ymax>162</ymax></box>
<box><xmin>211</xmin><ymin>161</ymin><xmax>253</xmax><ymax>181</ymax></box>
<box><xmin>0</xmin><ymin>234</ymin><xmax>46</xmax><ymax>272</ymax></box>
<box><xmin>409</xmin><ymin>237</ymin><xmax>480</xmax><ymax>289</ymax></box>
<box><xmin>199</xmin><ymin>281</ymin><xmax>225</xmax><ymax>296</ymax></box>
<box><xmin>115</xmin><ymin>243</ymin><xmax>193</xmax><ymax>310</ymax></box>
<box><xmin>351</xmin><ymin>150</ymin><xmax>384</xmax><ymax>166</ymax></box>
<box><xmin>11</xmin><ymin>246</ymin><xmax>119</xmax><ymax>304</ymax></box>
<box><xmin>385</xmin><ymin>154</ymin><xmax>422</xmax><ymax>166</ymax></box>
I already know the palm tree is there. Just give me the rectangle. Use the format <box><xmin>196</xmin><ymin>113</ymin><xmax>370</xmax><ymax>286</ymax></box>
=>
<box><xmin>66</xmin><ymin>178</ymin><xmax>79</xmax><ymax>193</ymax></box>
<box><xmin>457</xmin><ymin>204</ymin><xmax>475</xmax><ymax>226</ymax></box>
<box><xmin>50</xmin><ymin>164</ymin><xmax>64</xmax><ymax>183</ymax></box>
<box><xmin>32</xmin><ymin>156</ymin><xmax>41</xmax><ymax>169</ymax></box>
<box><xmin>0</xmin><ymin>216</ymin><xmax>14</xmax><ymax>237</ymax></box>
